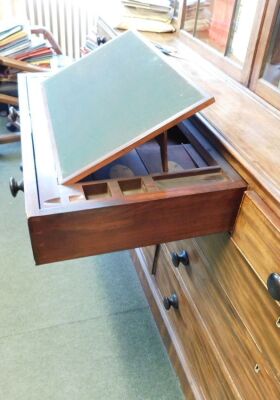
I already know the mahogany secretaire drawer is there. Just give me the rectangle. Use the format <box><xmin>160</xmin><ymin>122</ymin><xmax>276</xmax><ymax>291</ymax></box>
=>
<box><xmin>155</xmin><ymin>242</ymin><xmax>280</xmax><ymax>399</ymax></box>
<box><xmin>154</xmin><ymin>245</ymin><xmax>237</xmax><ymax>400</ymax></box>
<box><xmin>188</xmin><ymin>233</ymin><xmax>280</xmax><ymax>382</ymax></box>
<box><xmin>232</xmin><ymin>190</ymin><xmax>280</xmax><ymax>292</ymax></box>
<box><xmin>17</xmin><ymin>75</ymin><xmax>246</xmax><ymax>265</ymax></box>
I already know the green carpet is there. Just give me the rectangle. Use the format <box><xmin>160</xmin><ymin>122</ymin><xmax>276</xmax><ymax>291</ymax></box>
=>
<box><xmin>0</xmin><ymin>118</ymin><xmax>184</xmax><ymax>399</ymax></box>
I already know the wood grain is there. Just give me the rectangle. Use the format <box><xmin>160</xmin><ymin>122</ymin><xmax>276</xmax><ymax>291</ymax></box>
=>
<box><xmin>253</xmin><ymin>78</ymin><xmax>280</xmax><ymax>110</ymax></box>
<box><xmin>0</xmin><ymin>132</ymin><xmax>20</xmax><ymax>144</ymax></box>
<box><xmin>0</xmin><ymin>93</ymin><xmax>18</xmax><ymax>106</ymax></box>
<box><xmin>140</xmin><ymin>31</ymin><xmax>280</xmax><ymax>217</ymax></box>
<box><xmin>29</xmin><ymin>184</ymin><xmax>245</xmax><ymax>264</ymax></box>
<box><xmin>194</xmin><ymin>233</ymin><xmax>280</xmax><ymax>381</ymax></box>
<box><xmin>155</xmin><ymin>245</ymin><xmax>239</xmax><ymax>399</ymax></box>
<box><xmin>239</xmin><ymin>0</ymin><xmax>267</xmax><ymax>85</ymax></box>
<box><xmin>0</xmin><ymin>55</ymin><xmax>46</xmax><ymax>72</ymax></box>
<box><xmin>249</xmin><ymin>0</ymin><xmax>280</xmax><ymax>108</ymax></box>
<box><xmin>233</xmin><ymin>190</ymin><xmax>280</xmax><ymax>286</ymax></box>
<box><xmin>164</xmin><ymin>239</ymin><xmax>280</xmax><ymax>398</ymax></box>
<box><xmin>131</xmin><ymin>248</ymin><xmax>196</xmax><ymax>400</ymax></box>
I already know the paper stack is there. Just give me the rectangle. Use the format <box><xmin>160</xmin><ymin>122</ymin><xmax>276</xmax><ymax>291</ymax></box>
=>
<box><xmin>113</xmin><ymin>0</ymin><xmax>176</xmax><ymax>32</ymax></box>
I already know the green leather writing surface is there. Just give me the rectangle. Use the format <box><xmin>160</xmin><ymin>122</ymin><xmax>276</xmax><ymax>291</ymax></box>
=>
<box><xmin>42</xmin><ymin>30</ymin><xmax>213</xmax><ymax>183</ymax></box>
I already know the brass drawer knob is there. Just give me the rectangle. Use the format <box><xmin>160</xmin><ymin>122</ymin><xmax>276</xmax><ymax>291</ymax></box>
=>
<box><xmin>9</xmin><ymin>177</ymin><xmax>24</xmax><ymax>197</ymax></box>
<box><xmin>267</xmin><ymin>273</ymin><xmax>280</xmax><ymax>301</ymax></box>
<box><xmin>171</xmin><ymin>250</ymin><xmax>189</xmax><ymax>267</ymax></box>
<box><xmin>163</xmin><ymin>293</ymin><xmax>179</xmax><ymax>310</ymax></box>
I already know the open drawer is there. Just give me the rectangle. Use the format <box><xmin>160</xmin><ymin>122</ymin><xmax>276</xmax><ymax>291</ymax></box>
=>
<box><xmin>17</xmin><ymin>71</ymin><xmax>246</xmax><ymax>265</ymax></box>
<box><xmin>16</xmin><ymin>32</ymin><xmax>246</xmax><ymax>264</ymax></box>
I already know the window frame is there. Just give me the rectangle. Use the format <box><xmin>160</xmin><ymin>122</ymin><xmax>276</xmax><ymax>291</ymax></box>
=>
<box><xmin>249</xmin><ymin>0</ymin><xmax>280</xmax><ymax>110</ymax></box>
<box><xmin>176</xmin><ymin>0</ymin><xmax>267</xmax><ymax>85</ymax></box>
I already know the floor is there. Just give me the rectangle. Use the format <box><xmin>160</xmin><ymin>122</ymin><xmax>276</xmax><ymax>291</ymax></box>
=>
<box><xmin>0</xmin><ymin>117</ymin><xmax>184</xmax><ymax>399</ymax></box>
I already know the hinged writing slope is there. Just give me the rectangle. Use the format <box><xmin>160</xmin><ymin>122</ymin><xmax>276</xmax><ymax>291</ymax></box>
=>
<box><xmin>42</xmin><ymin>30</ymin><xmax>214</xmax><ymax>184</ymax></box>
<box><xmin>19</xmin><ymin>73</ymin><xmax>246</xmax><ymax>265</ymax></box>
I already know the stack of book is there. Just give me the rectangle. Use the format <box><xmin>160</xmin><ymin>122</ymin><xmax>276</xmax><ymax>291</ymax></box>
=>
<box><xmin>0</xmin><ymin>22</ymin><xmax>56</xmax><ymax>112</ymax></box>
<box><xmin>12</xmin><ymin>36</ymin><xmax>54</xmax><ymax>68</ymax></box>
<box><xmin>0</xmin><ymin>23</ymin><xmax>30</xmax><ymax>57</ymax></box>
<box><xmin>0</xmin><ymin>23</ymin><xmax>54</xmax><ymax>68</ymax></box>
<box><xmin>120</xmin><ymin>0</ymin><xmax>175</xmax><ymax>31</ymax></box>
<box><xmin>122</xmin><ymin>0</ymin><xmax>173</xmax><ymax>16</ymax></box>
<box><xmin>102</xmin><ymin>0</ymin><xmax>176</xmax><ymax>33</ymax></box>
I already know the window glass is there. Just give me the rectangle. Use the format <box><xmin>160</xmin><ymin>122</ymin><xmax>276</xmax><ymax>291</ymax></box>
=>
<box><xmin>183</xmin><ymin>0</ymin><xmax>200</xmax><ymax>33</ymax></box>
<box><xmin>193</xmin><ymin>0</ymin><xmax>236</xmax><ymax>53</ymax></box>
<box><xmin>171</xmin><ymin>0</ymin><xmax>180</xmax><ymax>17</ymax></box>
<box><xmin>183</xmin><ymin>0</ymin><xmax>236</xmax><ymax>53</ymax></box>
<box><xmin>182</xmin><ymin>0</ymin><xmax>259</xmax><ymax>64</ymax></box>
<box><xmin>262</xmin><ymin>6</ymin><xmax>280</xmax><ymax>89</ymax></box>
<box><xmin>226</xmin><ymin>0</ymin><xmax>259</xmax><ymax>64</ymax></box>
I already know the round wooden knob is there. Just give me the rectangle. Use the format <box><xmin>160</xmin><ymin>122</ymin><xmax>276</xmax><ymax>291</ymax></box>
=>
<box><xmin>163</xmin><ymin>293</ymin><xmax>179</xmax><ymax>310</ymax></box>
<box><xmin>171</xmin><ymin>250</ymin><xmax>189</xmax><ymax>267</ymax></box>
<box><xmin>9</xmin><ymin>177</ymin><xmax>24</xmax><ymax>197</ymax></box>
<box><xmin>267</xmin><ymin>273</ymin><xmax>280</xmax><ymax>301</ymax></box>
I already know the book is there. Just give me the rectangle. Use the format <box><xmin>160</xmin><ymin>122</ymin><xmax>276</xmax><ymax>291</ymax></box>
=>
<box><xmin>13</xmin><ymin>37</ymin><xmax>52</xmax><ymax>60</ymax></box>
<box><xmin>16</xmin><ymin>48</ymin><xmax>53</xmax><ymax>62</ymax></box>
<box><xmin>0</xmin><ymin>30</ymin><xmax>28</xmax><ymax>48</ymax></box>
<box><xmin>122</xmin><ymin>0</ymin><xmax>172</xmax><ymax>11</ymax></box>
<box><xmin>0</xmin><ymin>23</ymin><xmax>23</xmax><ymax>41</ymax></box>
<box><xmin>106</xmin><ymin>0</ymin><xmax>176</xmax><ymax>32</ymax></box>
<box><xmin>0</xmin><ymin>39</ymin><xmax>31</xmax><ymax>56</ymax></box>
<box><xmin>122</xmin><ymin>5</ymin><xmax>173</xmax><ymax>22</ymax></box>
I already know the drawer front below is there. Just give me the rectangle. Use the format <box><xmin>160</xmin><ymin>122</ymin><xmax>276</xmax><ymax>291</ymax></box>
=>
<box><xmin>154</xmin><ymin>246</ymin><xmax>238</xmax><ymax>400</ymax></box>
<box><xmin>159</xmin><ymin>239</ymin><xmax>280</xmax><ymax>399</ymax></box>
<box><xmin>183</xmin><ymin>233</ymin><xmax>280</xmax><ymax>381</ymax></box>
<box><xmin>232</xmin><ymin>190</ymin><xmax>280</xmax><ymax>287</ymax></box>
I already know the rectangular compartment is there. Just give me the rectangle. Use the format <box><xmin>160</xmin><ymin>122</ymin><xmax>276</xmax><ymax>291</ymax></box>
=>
<box><xmin>119</xmin><ymin>178</ymin><xmax>146</xmax><ymax>195</ymax></box>
<box><xmin>83</xmin><ymin>182</ymin><xmax>111</xmax><ymax>200</ymax></box>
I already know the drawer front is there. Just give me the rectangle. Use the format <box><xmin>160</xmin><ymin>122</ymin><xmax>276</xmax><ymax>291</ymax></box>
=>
<box><xmin>189</xmin><ymin>233</ymin><xmax>280</xmax><ymax>381</ymax></box>
<box><xmin>154</xmin><ymin>246</ymin><xmax>238</xmax><ymax>400</ymax></box>
<box><xmin>232</xmin><ymin>191</ymin><xmax>280</xmax><ymax>289</ymax></box>
<box><xmin>164</xmin><ymin>239</ymin><xmax>280</xmax><ymax>398</ymax></box>
<box><xmin>28</xmin><ymin>182</ymin><xmax>245</xmax><ymax>265</ymax></box>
